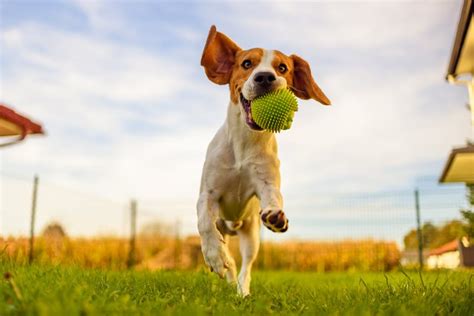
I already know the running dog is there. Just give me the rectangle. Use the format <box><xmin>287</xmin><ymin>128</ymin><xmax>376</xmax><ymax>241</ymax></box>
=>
<box><xmin>197</xmin><ymin>25</ymin><xmax>330</xmax><ymax>296</ymax></box>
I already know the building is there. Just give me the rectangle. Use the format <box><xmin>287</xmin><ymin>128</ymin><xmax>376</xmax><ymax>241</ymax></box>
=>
<box><xmin>439</xmin><ymin>0</ymin><xmax>474</xmax><ymax>185</ymax></box>
<box><xmin>427</xmin><ymin>237</ymin><xmax>474</xmax><ymax>269</ymax></box>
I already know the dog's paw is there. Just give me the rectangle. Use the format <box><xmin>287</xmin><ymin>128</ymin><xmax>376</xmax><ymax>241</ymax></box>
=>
<box><xmin>260</xmin><ymin>209</ymin><xmax>288</xmax><ymax>233</ymax></box>
<box><xmin>237</xmin><ymin>282</ymin><xmax>251</xmax><ymax>297</ymax></box>
<box><xmin>201</xmin><ymin>235</ymin><xmax>232</xmax><ymax>278</ymax></box>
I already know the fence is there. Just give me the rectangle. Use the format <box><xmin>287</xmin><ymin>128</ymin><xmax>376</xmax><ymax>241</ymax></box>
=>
<box><xmin>0</xmin><ymin>171</ymin><xmax>471</xmax><ymax>271</ymax></box>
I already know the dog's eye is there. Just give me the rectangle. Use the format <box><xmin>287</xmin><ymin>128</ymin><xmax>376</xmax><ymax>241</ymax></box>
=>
<box><xmin>242</xmin><ymin>60</ymin><xmax>252</xmax><ymax>69</ymax></box>
<box><xmin>278</xmin><ymin>63</ymin><xmax>288</xmax><ymax>73</ymax></box>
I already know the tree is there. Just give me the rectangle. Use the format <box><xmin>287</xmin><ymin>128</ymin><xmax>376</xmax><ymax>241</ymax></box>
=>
<box><xmin>466</xmin><ymin>184</ymin><xmax>474</xmax><ymax>207</ymax></box>
<box><xmin>461</xmin><ymin>210</ymin><xmax>474</xmax><ymax>240</ymax></box>
<box><xmin>404</xmin><ymin>185</ymin><xmax>474</xmax><ymax>250</ymax></box>
<box><xmin>430</xmin><ymin>220</ymin><xmax>464</xmax><ymax>249</ymax></box>
<box><xmin>420</xmin><ymin>222</ymin><xmax>438</xmax><ymax>248</ymax></box>
<box><xmin>403</xmin><ymin>222</ymin><xmax>437</xmax><ymax>250</ymax></box>
<box><xmin>42</xmin><ymin>222</ymin><xmax>67</xmax><ymax>239</ymax></box>
<box><xmin>403</xmin><ymin>229</ymin><xmax>418</xmax><ymax>250</ymax></box>
<box><xmin>403</xmin><ymin>220</ymin><xmax>464</xmax><ymax>250</ymax></box>
<box><xmin>460</xmin><ymin>184</ymin><xmax>474</xmax><ymax>241</ymax></box>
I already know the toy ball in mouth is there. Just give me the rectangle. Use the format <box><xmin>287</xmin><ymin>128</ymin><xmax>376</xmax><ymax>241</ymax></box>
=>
<box><xmin>251</xmin><ymin>89</ymin><xmax>298</xmax><ymax>133</ymax></box>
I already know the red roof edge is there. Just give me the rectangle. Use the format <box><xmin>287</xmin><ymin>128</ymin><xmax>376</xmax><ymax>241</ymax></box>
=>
<box><xmin>0</xmin><ymin>104</ymin><xmax>44</xmax><ymax>137</ymax></box>
<box><xmin>428</xmin><ymin>239</ymin><xmax>460</xmax><ymax>256</ymax></box>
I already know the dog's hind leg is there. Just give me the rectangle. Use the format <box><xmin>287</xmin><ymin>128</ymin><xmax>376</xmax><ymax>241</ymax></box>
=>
<box><xmin>216</xmin><ymin>219</ymin><xmax>237</xmax><ymax>283</ymax></box>
<box><xmin>236</xmin><ymin>211</ymin><xmax>260</xmax><ymax>296</ymax></box>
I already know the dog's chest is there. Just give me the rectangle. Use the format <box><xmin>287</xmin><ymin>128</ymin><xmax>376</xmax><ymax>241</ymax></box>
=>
<box><xmin>217</xmin><ymin>161</ymin><xmax>259</xmax><ymax>221</ymax></box>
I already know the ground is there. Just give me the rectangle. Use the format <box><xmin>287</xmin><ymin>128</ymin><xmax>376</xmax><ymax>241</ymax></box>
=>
<box><xmin>1</xmin><ymin>261</ymin><xmax>473</xmax><ymax>315</ymax></box>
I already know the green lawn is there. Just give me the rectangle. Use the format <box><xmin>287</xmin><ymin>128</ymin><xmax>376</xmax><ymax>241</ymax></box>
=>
<box><xmin>1</xmin><ymin>261</ymin><xmax>473</xmax><ymax>315</ymax></box>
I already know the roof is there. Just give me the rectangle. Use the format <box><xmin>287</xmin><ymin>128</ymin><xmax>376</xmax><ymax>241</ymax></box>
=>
<box><xmin>439</xmin><ymin>144</ymin><xmax>474</xmax><ymax>184</ymax></box>
<box><xmin>0</xmin><ymin>103</ymin><xmax>44</xmax><ymax>147</ymax></box>
<box><xmin>446</xmin><ymin>0</ymin><xmax>474</xmax><ymax>79</ymax></box>
<box><xmin>428</xmin><ymin>239</ymin><xmax>460</xmax><ymax>256</ymax></box>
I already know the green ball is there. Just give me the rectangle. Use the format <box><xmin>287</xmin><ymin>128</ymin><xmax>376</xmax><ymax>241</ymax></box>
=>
<box><xmin>251</xmin><ymin>88</ymin><xmax>298</xmax><ymax>133</ymax></box>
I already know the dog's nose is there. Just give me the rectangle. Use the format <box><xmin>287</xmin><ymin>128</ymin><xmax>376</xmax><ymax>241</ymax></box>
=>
<box><xmin>254</xmin><ymin>72</ymin><xmax>276</xmax><ymax>87</ymax></box>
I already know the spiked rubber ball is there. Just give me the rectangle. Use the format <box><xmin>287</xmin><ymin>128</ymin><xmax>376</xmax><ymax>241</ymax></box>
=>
<box><xmin>251</xmin><ymin>89</ymin><xmax>298</xmax><ymax>133</ymax></box>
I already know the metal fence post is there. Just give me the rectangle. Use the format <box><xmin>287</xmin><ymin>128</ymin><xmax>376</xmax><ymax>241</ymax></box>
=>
<box><xmin>29</xmin><ymin>175</ymin><xmax>39</xmax><ymax>264</ymax></box>
<box><xmin>415</xmin><ymin>189</ymin><xmax>423</xmax><ymax>269</ymax></box>
<box><xmin>260</xmin><ymin>230</ymin><xmax>265</xmax><ymax>270</ymax></box>
<box><xmin>127</xmin><ymin>199</ymin><xmax>137</xmax><ymax>269</ymax></box>
<box><xmin>174</xmin><ymin>219</ymin><xmax>181</xmax><ymax>269</ymax></box>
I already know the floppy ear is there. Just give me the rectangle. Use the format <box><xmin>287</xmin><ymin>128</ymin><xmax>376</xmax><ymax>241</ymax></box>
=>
<box><xmin>201</xmin><ymin>25</ymin><xmax>241</xmax><ymax>85</ymax></box>
<box><xmin>290</xmin><ymin>54</ymin><xmax>331</xmax><ymax>105</ymax></box>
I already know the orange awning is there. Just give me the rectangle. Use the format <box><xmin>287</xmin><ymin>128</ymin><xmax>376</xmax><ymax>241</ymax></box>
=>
<box><xmin>0</xmin><ymin>103</ymin><xmax>44</xmax><ymax>147</ymax></box>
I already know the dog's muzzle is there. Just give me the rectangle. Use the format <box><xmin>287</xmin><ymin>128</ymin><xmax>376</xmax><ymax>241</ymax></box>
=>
<box><xmin>240</xmin><ymin>94</ymin><xmax>263</xmax><ymax>131</ymax></box>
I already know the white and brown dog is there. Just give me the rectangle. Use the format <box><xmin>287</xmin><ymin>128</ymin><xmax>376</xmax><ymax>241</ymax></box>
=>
<box><xmin>197</xmin><ymin>25</ymin><xmax>330</xmax><ymax>296</ymax></box>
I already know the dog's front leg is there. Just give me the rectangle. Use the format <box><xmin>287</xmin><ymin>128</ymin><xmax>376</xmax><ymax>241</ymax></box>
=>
<box><xmin>197</xmin><ymin>192</ymin><xmax>232</xmax><ymax>278</ymax></box>
<box><xmin>257</xmin><ymin>184</ymin><xmax>289</xmax><ymax>233</ymax></box>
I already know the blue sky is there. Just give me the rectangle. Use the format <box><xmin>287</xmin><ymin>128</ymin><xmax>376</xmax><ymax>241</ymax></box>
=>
<box><xmin>0</xmin><ymin>0</ymin><xmax>472</xmax><ymax>242</ymax></box>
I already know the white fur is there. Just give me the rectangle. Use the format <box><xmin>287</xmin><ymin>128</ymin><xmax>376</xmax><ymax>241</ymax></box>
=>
<box><xmin>242</xmin><ymin>50</ymin><xmax>287</xmax><ymax>101</ymax></box>
<box><xmin>197</xmin><ymin>49</ymin><xmax>286</xmax><ymax>296</ymax></box>
<box><xmin>197</xmin><ymin>108</ymin><xmax>283</xmax><ymax>295</ymax></box>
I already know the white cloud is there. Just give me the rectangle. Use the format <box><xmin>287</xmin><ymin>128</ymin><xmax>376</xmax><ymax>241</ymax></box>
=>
<box><xmin>194</xmin><ymin>1</ymin><xmax>458</xmax><ymax>52</ymax></box>
<box><xmin>189</xmin><ymin>0</ymin><xmax>470</xmax><ymax>196</ymax></box>
<box><xmin>1</xmin><ymin>1</ymin><xmax>471</xmax><ymax>239</ymax></box>
<box><xmin>72</xmin><ymin>0</ymin><xmax>127</xmax><ymax>34</ymax></box>
<box><xmin>3</xmin><ymin>24</ymin><xmax>186</xmax><ymax>103</ymax></box>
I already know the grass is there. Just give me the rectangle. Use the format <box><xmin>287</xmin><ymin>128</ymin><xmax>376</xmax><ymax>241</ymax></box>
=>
<box><xmin>1</xmin><ymin>261</ymin><xmax>473</xmax><ymax>315</ymax></box>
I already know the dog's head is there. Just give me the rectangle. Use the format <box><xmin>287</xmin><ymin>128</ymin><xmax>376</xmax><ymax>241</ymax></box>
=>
<box><xmin>201</xmin><ymin>25</ymin><xmax>330</xmax><ymax>131</ymax></box>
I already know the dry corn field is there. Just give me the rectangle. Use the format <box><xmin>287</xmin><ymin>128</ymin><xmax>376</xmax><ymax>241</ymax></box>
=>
<box><xmin>0</xmin><ymin>236</ymin><xmax>400</xmax><ymax>272</ymax></box>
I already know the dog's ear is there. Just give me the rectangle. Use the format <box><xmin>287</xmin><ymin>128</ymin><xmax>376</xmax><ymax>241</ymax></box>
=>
<box><xmin>201</xmin><ymin>25</ymin><xmax>241</xmax><ymax>85</ymax></box>
<box><xmin>290</xmin><ymin>54</ymin><xmax>331</xmax><ymax>105</ymax></box>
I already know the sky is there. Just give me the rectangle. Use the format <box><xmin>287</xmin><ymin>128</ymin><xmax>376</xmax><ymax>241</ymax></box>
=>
<box><xmin>0</xmin><ymin>0</ymin><xmax>472</xmax><ymax>243</ymax></box>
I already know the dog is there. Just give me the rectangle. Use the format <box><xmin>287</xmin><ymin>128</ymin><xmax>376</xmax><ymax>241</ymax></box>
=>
<box><xmin>197</xmin><ymin>25</ymin><xmax>330</xmax><ymax>296</ymax></box>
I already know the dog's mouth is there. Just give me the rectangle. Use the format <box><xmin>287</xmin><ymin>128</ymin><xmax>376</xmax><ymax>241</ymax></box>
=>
<box><xmin>240</xmin><ymin>94</ymin><xmax>263</xmax><ymax>131</ymax></box>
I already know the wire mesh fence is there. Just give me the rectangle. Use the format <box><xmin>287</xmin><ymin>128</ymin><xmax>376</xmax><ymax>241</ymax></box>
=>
<box><xmin>1</xmin><ymin>171</ymin><xmax>471</xmax><ymax>271</ymax></box>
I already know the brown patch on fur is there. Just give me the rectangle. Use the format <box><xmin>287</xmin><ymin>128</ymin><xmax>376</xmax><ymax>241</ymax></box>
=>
<box><xmin>201</xmin><ymin>26</ymin><xmax>330</xmax><ymax>106</ymax></box>
<box><xmin>272</xmin><ymin>50</ymin><xmax>330</xmax><ymax>105</ymax></box>
<box><xmin>290</xmin><ymin>54</ymin><xmax>331</xmax><ymax>105</ymax></box>
<box><xmin>272</xmin><ymin>50</ymin><xmax>296</xmax><ymax>88</ymax></box>
<box><xmin>201</xmin><ymin>25</ymin><xmax>241</xmax><ymax>85</ymax></box>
